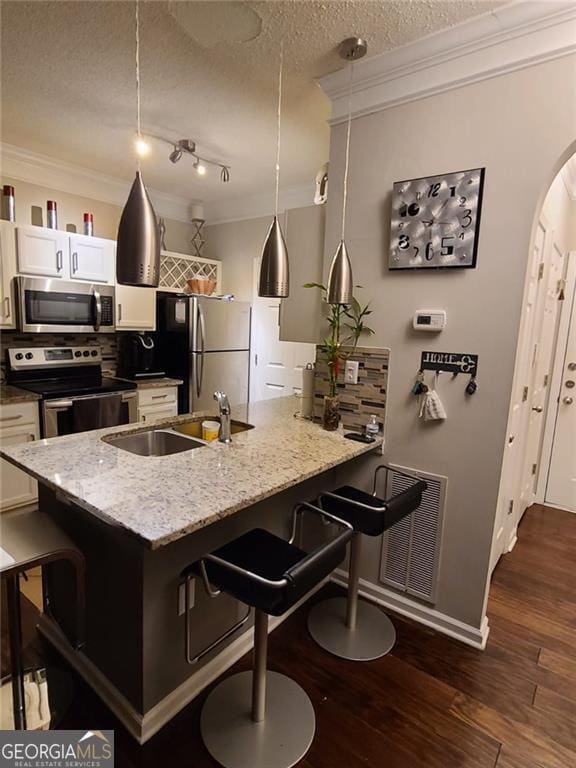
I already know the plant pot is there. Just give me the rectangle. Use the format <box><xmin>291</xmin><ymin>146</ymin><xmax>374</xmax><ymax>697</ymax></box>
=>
<box><xmin>322</xmin><ymin>395</ymin><xmax>340</xmax><ymax>431</ymax></box>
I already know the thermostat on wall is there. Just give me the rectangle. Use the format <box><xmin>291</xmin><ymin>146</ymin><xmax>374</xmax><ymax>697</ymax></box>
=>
<box><xmin>413</xmin><ymin>310</ymin><xmax>446</xmax><ymax>332</ymax></box>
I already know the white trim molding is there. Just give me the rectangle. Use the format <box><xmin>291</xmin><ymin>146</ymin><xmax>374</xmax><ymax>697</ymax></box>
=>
<box><xmin>331</xmin><ymin>569</ymin><xmax>490</xmax><ymax>650</ymax></box>
<box><xmin>0</xmin><ymin>142</ymin><xmax>198</xmax><ymax>223</ymax></box>
<box><xmin>320</xmin><ymin>1</ymin><xmax>576</xmax><ymax>123</ymax></box>
<box><xmin>203</xmin><ymin>182</ymin><xmax>316</xmax><ymax>226</ymax></box>
<box><xmin>561</xmin><ymin>155</ymin><xmax>576</xmax><ymax>201</ymax></box>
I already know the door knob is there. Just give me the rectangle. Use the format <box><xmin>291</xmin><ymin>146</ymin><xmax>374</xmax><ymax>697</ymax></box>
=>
<box><xmin>564</xmin><ymin>397</ymin><xmax>573</xmax><ymax>405</ymax></box>
<box><xmin>532</xmin><ymin>406</ymin><xmax>543</xmax><ymax>413</ymax></box>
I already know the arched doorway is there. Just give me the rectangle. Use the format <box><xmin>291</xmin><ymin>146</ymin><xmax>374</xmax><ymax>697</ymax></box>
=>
<box><xmin>491</xmin><ymin>143</ymin><xmax>576</xmax><ymax>571</ymax></box>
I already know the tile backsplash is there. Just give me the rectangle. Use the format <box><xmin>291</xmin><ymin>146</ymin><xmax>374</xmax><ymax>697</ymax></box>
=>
<box><xmin>0</xmin><ymin>332</ymin><xmax>118</xmax><ymax>381</ymax></box>
<box><xmin>313</xmin><ymin>345</ymin><xmax>390</xmax><ymax>433</ymax></box>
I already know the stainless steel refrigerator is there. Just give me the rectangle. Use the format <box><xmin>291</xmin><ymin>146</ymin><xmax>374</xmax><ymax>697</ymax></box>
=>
<box><xmin>156</xmin><ymin>293</ymin><xmax>251</xmax><ymax>414</ymax></box>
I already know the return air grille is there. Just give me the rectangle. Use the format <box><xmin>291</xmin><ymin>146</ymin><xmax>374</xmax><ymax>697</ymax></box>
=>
<box><xmin>379</xmin><ymin>466</ymin><xmax>447</xmax><ymax>604</ymax></box>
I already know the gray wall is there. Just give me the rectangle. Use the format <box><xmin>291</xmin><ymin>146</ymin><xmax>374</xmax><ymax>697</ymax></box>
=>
<box><xmin>322</xmin><ymin>55</ymin><xmax>576</xmax><ymax>630</ymax></box>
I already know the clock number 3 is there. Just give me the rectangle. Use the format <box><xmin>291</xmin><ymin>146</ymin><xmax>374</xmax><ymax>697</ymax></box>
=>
<box><xmin>460</xmin><ymin>209</ymin><xmax>473</xmax><ymax>228</ymax></box>
<box><xmin>398</xmin><ymin>234</ymin><xmax>410</xmax><ymax>250</ymax></box>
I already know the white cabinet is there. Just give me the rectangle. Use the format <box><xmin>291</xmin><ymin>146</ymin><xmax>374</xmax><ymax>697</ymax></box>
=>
<box><xmin>69</xmin><ymin>234</ymin><xmax>115</xmax><ymax>283</ymax></box>
<box><xmin>116</xmin><ymin>285</ymin><xmax>156</xmax><ymax>331</ymax></box>
<box><xmin>0</xmin><ymin>222</ymin><xmax>17</xmax><ymax>328</ymax></box>
<box><xmin>137</xmin><ymin>386</ymin><xmax>178</xmax><ymax>423</ymax></box>
<box><xmin>16</xmin><ymin>226</ymin><xmax>115</xmax><ymax>284</ymax></box>
<box><xmin>0</xmin><ymin>401</ymin><xmax>40</xmax><ymax>512</ymax></box>
<box><xmin>16</xmin><ymin>225</ymin><xmax>69</xmax><ymax>278</ymax></box>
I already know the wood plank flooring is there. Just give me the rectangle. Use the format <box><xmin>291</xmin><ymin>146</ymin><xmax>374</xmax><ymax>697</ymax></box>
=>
<box><xmin>3</xmin><ymin>503</ymin><xmax>575</xmax><ymax>767</ymax></box>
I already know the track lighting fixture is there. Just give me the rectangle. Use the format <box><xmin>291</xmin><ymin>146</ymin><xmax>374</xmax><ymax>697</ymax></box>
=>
<box><xmin>193</xmin><ymin>157</ymin><xmax>207</xmax><ymax>176</ymax></box>
<box><xmin>169</xmin><ymin>148</ymin><xmax>182</xmax><ymax>163</ymax></box>
<box><xmin>159</xmin><ymin>137</ymin><xmax>230</xmax><ymax>181</ymax></box>
<box><xmin>221</xmin><ymin>166</ymin><xmax>230</xmax><ymax>183</ymax></box>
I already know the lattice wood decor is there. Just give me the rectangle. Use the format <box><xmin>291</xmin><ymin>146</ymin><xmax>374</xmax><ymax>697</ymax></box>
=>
<box><xmin>159</xmin><ymin>252</ymin><xmax>222</xmax><ymax>293</ymax></box>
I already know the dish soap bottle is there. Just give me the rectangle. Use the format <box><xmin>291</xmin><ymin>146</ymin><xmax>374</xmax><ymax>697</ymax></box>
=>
<box><xmin>365</xmin><ymin>414</ymin><xmax>379</xmax><ymax>438</ymax></box>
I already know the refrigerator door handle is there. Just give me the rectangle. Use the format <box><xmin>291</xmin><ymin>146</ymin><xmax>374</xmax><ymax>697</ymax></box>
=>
<box><xmin>196</xmin><ymin>304</ymin><xmax>206</xmax><ymax>397</ymax></box>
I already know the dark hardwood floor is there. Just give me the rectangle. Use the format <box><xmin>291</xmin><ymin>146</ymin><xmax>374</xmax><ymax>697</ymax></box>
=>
<box><xmin>2</xmin><ymin>503</ymin><xmax>575</xmax><ymax>767</ymax></box>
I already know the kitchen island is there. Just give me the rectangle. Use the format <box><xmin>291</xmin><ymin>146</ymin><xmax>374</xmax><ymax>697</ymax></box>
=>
<box><xmin>0</xmin><ymin>397</ymin><xmax>382</xmax><ymax>741</ymax></box>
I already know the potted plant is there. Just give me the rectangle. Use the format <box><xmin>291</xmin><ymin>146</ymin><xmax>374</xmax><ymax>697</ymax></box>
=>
<box><xmin>304</xmin><ymin>283</ymin><xmax>374</xmax><ymax>430</ymax></box>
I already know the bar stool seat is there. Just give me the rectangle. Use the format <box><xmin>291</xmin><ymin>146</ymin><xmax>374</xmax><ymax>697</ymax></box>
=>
<box><xmin>308</xmin><ymin>466</ymin><xmax>426</xmax><ymax>662</ymax></box>
<box><xmin>184</xmin><ymin>503</ymin><xmax>353</xmax><ymax>768</ymax></box>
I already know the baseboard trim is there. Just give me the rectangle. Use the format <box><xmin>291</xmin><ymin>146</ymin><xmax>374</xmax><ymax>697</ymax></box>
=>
<box><xmin>39</xmin><ymin>579</ymin><xmax>327</xmax><ymax>744</ymax></box>
<box><xmin>330</xmin><ymin>569</ymin><xmax>489</xmax><ymax>650</ymax></box>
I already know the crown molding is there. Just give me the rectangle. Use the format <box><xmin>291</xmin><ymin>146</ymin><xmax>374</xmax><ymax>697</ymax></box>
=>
<box><xmin>320</xmin><ymin>1</ymin><xmax>576</xmax><ymax>123</ymax></box>
<box><xmin>203</xmin><ymin>182</ymin><xmax>316</xmax><ymax>225</ymax></box>
<box><xmin>561</xmin><ymin>155</ymin><xmax>576</xmax><ymax>201</ymax></box>
<box><xmin>0</xmin><ymin>143</ymin><xmax>199</xmax><ymax>222</ymax></box>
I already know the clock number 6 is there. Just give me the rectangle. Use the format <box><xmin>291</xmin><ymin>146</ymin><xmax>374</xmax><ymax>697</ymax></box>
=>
<box><xmin>425</xmin><ymin>242</ymin><xmax>435</xmax><ymax>261</ymax></box>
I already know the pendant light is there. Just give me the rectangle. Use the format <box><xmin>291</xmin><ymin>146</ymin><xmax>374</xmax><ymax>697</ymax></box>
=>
<box><xmin>117</xmin><ymin>0</ymin><xmax>160</xmax><ymax>288</ymax></box>
<box><xmin>258</xmin><ymin>44</ymin><xmax>289</xmax><ymax>298</ymax></box>
<box><xmin>327</xmin><ymin>37</ymin><xmax>367</xmax><ymax>305</ymax></box>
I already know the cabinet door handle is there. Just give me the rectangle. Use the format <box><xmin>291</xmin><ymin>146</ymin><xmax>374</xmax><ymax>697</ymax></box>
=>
<box><xmin>3</xmin><ymin>296</ymin><xmax>10</xmax><ymax>318</ymax></box>
<box><xmin>72</xmin><ymin>252</ymin><xmax>78</xmax><ymax>273</ymax></box>
<box><xmin>56</xmin><ymin>250</ymin><xmax>63</xmax><ymax>271</ymax></box>
<box><xmin>0</xmin><ymin>414</ymin><xmax>23</xmax><ymax>422</ymax></box>
<box><xmin>151</xmin><ymin>394</ymin><xmax>168</xmax><ymax>400</ymax></box>
<box><xmin>117</xmin><ymin>303</ymin><xmax>122</xmax><ymax>322</ymax></box>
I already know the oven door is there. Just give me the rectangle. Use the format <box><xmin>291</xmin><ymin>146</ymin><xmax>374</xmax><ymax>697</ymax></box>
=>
<box><xmin>43</xmin><ymin>391</ymin><xmax>138</xmax><ymax>438</ymax></box>
<box><xmin>17</xmin><ymin>277</ymin><xmax>115</xmax><ymax>334</ymax></box>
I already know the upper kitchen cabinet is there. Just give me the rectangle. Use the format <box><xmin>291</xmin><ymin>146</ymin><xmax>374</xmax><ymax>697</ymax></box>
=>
<box><xmin>279</xmin><ymin>205</ymin><xmax>325</xmax><ymax>344</ymax></box>
<box><xmin>16</xmin><ymin>225</ymin><xmax>115</xmax><ymax>283</ymax></box>
<box><xmin>68</xmin><ymin>233</ymin><xmax>115</xmax><ymax>283</ymax></box>
<box><xmin>116</xmin><ymin>284</ymin><xmax>156</xmax><ymax>331</ymax></box>
<box><xmin>0</xmin><ymin>221</ymin><xmax>17</xmax><ymax>329</ymax></box>
<box><xmin>16</xmin><ymin>224</ymin><xmax>69</xmax><ymax>278</ymax></box>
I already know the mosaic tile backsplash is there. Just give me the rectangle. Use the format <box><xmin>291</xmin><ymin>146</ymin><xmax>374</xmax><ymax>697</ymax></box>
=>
<box><xmin>313</xmin><ymin>345</ymin><xmax>390</xmax><ymax>433</ymax></box>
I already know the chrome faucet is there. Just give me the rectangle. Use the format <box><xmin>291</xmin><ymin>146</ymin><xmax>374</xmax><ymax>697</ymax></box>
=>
<box><xmin>213</xmin><ymin>391</ymin><xmax>232</xmax><ymax>443</ymax></box>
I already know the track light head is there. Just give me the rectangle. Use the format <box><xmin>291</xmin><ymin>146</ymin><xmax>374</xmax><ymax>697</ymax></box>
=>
<box><xmin>193</xmin><ymin>157</ymin><xmax>207</xmax><ymax>176</ymax></box>
<box><xmin>221</xmin><ymin>166</ymin><xmax>230</xmax><ymax>183</ymax></box>
<box><xmin>169</xmin><ymin>148</ymin><xmax>182</xmax><ymax>163</ymax></box>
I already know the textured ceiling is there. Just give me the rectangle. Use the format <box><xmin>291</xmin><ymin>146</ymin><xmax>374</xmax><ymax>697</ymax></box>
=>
<box><xmin>1</xmin><ymin>0</ymin><xmax>508</xmax><ymax>206</ymax></box>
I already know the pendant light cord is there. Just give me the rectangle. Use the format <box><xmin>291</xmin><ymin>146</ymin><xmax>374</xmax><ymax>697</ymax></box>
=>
<box><xmin>274</xmin><ymin>42</ymin><xmax>284</xmax><ymax>217</ymax></box>
<box><xmin>341</xmin><ymin>61</ymin><xmax>354</xmax><ymax>242</ymax></box>
<box><xmin>135</xmin><ymin>0</ymin><xmax>141</xmax><ymax>172</ymax></box>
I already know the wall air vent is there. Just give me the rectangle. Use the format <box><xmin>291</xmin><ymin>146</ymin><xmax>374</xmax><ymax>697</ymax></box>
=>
<box><xmin>379</xmin><ymin>466</ymin><xmax>447</xmax><ymax>604</ymax></box>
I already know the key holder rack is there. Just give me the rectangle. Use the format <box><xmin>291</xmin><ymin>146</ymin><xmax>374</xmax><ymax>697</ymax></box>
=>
<box><xmin>420</xmin><ymin>351</ymin><xmax>478</xmax><ymax>377</ymax></box>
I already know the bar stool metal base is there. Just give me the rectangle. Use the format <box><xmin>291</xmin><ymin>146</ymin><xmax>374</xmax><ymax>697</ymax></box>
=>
<box><xmin>201</xmin><ymin>670</ymin><xmax>316</xmax><ymax>768</ymax></box>
<box><xmin>308</xmin><ymin>597</ymin><xmax>396</xmax><ymax>661</ymax></box>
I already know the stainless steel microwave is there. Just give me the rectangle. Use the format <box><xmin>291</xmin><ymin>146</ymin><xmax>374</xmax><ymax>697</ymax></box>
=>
<box><xmin>17</xmin><ymin>276</ymin><xmax>115</xmax><ymax>334</ymax></box>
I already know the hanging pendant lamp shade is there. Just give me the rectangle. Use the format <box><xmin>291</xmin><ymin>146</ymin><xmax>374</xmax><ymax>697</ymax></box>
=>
<box><xmin>116</xmin><ymin>171</ymin><xmax>160</xmax><ymax>287</ymax></box>
<box><xmin>259</xmin><ymin>215</ymin><xmax>289</xmax><ymax>298</ymax></box>
<box><xmin>327</xmin><ymin>37</ymin><xmax>367</xmax><ymax>306</ymax></box>
<box><xmin>327</xmin><ymin>240</ymin><xmax>353</xmax><ymax>305</ymax></box>
<box><xmin>258</xmin><ymin>44</ymin><xmax>290</xmax><ymax>298</ymax></box>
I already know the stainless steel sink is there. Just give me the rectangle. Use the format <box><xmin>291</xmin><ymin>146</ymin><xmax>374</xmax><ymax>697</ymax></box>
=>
<box><xmin>171</xmin><ymin>418</ymin><xmax>254</xmax><ymax>439</ymax></box>
<box><xmin>105</xmin><ymin>429</ymin><xmax>205</xmax><ymax>457</ymax></box>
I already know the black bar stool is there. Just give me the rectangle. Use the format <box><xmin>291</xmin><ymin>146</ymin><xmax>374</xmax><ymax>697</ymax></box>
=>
<box><xmin>183</xmin><ymin>502</ymin><xmax>352</xmax><ymax>768</ymax></box>
<box><xmin>0</xmin><ymin>508</ymin><xmax>85</xmax><ymax>730</ymax></box>
<box><xmin>308</xmin><ymin>465</ymin><xmax>426</xmax><ymax>662</ymax></box>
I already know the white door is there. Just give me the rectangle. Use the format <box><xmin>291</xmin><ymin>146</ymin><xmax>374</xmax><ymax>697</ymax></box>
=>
<box><xmin>0</xmin><ymin>427</ymin><xmax>38</xmax><ymax>511</ymax></box>
<box><xmin>69</xmin><ymin>234</ymin><xmax>115</xmax><ymax>283</ymax></box>
<box><xmin>519</xmin><ymin>230</ymin><xmax>565</xmax><ymax>511</ymax></box>
<box><xmin>250</xmin><ymin>258</ymin><xmax>315</xmax><ymax>401</ymax></box>
<box><xmin>546</xmin><ymin>280</ymin><xmax>576</xmax><ymax>512</ymax></box>
<box><xmin>16</xmin><ymin>225</ymin><xmax>69</xmax><ymax>278</ymax></box>
<box><xmin>0</xmin><ymin>222</ymin><xmax>17</xmax><ymax>328</ymax></box>
<box><xmin>116</xmin><ymin>285</ymin><xmax>156</xmax><ymax>331</ymax></box>
<box><xmin>491</xmin><ymin>213</ymin><xmax>555</xmax><ymax>570</ymax></box>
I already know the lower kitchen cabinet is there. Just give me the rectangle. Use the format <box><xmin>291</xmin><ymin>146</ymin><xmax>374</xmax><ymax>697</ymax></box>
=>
<box><xmin>137</xmin><ymin>385</ymin><xmax>178</xmax><ymax>422</ymax></box>
<box><xmin>116</xmin><ymin>285</ymin><xmax>156</xmax><ymax>331</ymax></box>
<box><xmin>0</xmin><ymin>401</ymin><xmax>40</xmax><ymax>511</ymax></box>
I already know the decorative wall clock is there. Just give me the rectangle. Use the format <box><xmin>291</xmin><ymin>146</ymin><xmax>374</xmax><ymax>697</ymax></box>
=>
<box><xmin>389</xmin><ymin>168</ymin><xmax>485</xmax><ymax>270</ymax></box>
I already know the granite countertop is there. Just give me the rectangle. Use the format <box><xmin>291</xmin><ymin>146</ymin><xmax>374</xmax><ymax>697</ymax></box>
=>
<box><xmin>0</xmin><ymin>385</ymin><xmax>42</xmax><ymax>405</ymax></box>
<box><xmin>111</xmin><ymin>376</ymin><xmax>184</xmax><ymax>390</ymax></box>
<box><xmin>0</xmin><ymin>397</ymin><xmax>382</xmax><ymax>550</ymax></box>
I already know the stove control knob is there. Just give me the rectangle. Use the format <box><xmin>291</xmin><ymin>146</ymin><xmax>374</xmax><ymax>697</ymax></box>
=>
<box><xmin>15</xmin><ymin>353</ymin><xmax>23</xmax><ymax>360</ymax></box>
<box><xmin>83</xmin><ymin>350</ymin><xmax>90</xmax><ymax>357</ymax></box>
<box><xmin>74</xmin><ymin>351</ymin><xmax>82</xmax><ymax>357</ymax></box>
<box><xmin>91</xmin><ymin>350</ymin><xmax>98</xmax><ymax>357</ymax></box>
<box><xmin>25</xmin><ymin>352</ymin><xmax>33</xmax><ymax>360</ymax></box>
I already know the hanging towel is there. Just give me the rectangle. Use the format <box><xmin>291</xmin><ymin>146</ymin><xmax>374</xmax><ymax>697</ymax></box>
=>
<box><xmin>419</xmin><ymin>389</ymin><xmax>447</xmax><ymax>422</ymax></box>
